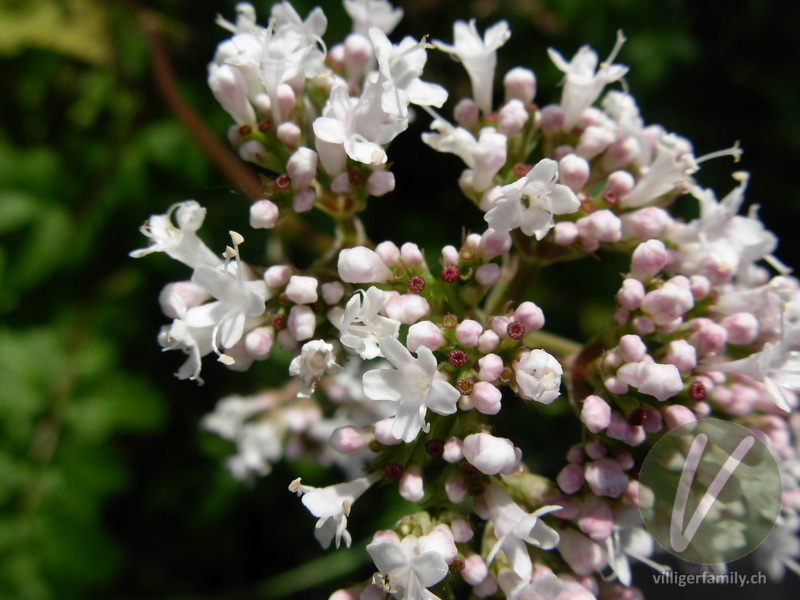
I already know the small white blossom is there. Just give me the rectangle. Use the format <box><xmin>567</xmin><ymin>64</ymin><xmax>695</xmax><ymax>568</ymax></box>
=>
<box><xmin>513</xmin><ymin>349</ymin><xmax>564</xmax><ymax>404</ymax></box>
<box><xmin>344</xmin><ymin>0</ymin><xmax>403</xmax><ymax>36</ymax></box>
<box><xmin>334</xmin><ymin>287</ymin><xmax>401</xmax><ymax>359</ymax></box>
<box><xmin>621</xmin><ymin>133</ymin><xmax>698</xmax><ymax>208</ymax></box>
<box><xmin>289</xmin><ymin>340</ymin><xmax>342</xmax><ymax>398</ymax></box>
<box><xmin>367</xmin><ymin>533</ymin><xmax>450</xmax><ymax>600</ymax></box>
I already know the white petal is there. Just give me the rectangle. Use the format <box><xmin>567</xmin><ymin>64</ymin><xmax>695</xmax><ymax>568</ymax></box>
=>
<box><xmin>312</xmin><ymin>117</ymin><xmax>348</xmax><ymax>143</ymax></box>
<box><xmin>409</xmin><ymin>551</ymin><xmax>449</xmax><ymax>588</ymax></box>
<box><xmin>426</xmin><ymin>380</ymin><xmax>459</xmax><ymax>415</ymax></box>
<box><xmin>363</xmin><ymin>369</ymin><xmax>405</xmax><ymax>401</ymax></box>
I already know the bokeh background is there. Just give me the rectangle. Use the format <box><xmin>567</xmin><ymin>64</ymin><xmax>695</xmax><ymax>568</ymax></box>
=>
<box><xmin>1</xmin><ymin>0</ymin><xmax>799</xmax><ymax>598</ymax></box>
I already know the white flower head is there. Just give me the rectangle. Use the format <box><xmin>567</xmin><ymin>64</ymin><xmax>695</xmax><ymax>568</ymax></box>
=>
<box><xmin>289</xmin><ymin>340</ymin><xmax>342</xmax><ymax>398</ymax></box>
<box><xmin>548</xmin><ymin>30</ymin><xmax>629</xmax><ymax>131</ymax></box>
<box><xmin>334</xmin><ymin>287</ymin><xmax>401</xmax><ymax>359</ymax></box>
<box><xmin>367</xmin><ymin>533</ymin><xmax>450</xmax><ymax>600</ymax></box>
<box><xmin>513</xmin><ymin>349</ymin><xmax>563</xmax><ymax>404</ymax></box>
<box><xmin>435</xmin><ymin>19</ymin><xmax>511</xmax><ymax>113</ymax></box>
<box><xmin>362</xmin><ymin>336</ymin><xmax>459</xmax><ymax>443</ymax></box>
<box><xmin>157</xmin><ymin>319</ymin><xmax>212</xmax><ymax>383</ymax></box>
<box><xmin>621</xmin><ymin>132</ymin><xmax>698</xmax><ymax>208</ymax></box>
<box><xmin>344</xmin><ymin>0</ymin><xmax>404</xmax><ymax>36</ymax></box>
<box><xmin>485</xmin><ymin>158</ymin><xmax>581</xmax><ymax>240</ymax></box>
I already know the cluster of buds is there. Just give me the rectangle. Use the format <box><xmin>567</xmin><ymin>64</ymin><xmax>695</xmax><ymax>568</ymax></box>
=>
<box><xmin>133</xmin><ymin>0</ymin><xmax>800</xmax><ymax>598</ymax></box>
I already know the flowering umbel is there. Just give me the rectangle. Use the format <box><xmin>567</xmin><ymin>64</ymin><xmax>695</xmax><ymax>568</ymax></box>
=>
<box><xmin>133</xmin><ymin>2</ymin><xmax>800</xmax><ymax>598</ymax></box>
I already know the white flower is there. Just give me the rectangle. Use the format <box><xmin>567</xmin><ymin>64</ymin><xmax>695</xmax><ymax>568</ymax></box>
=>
<box><xmin>344</xmin><ymin>0</ymin><xmax>404</xmax><ymax>36</ymax></box>
<box><xmin>513</xmin><ymin>349</ymin><xmax>563</xmax><ymax>404</ymax></box>
<box><xmin>362</xmin><ymin>336</ymin><xmax>459</xmax><ymax>443</ymax></box>
<box><xmin>547</xmin><ymin>31</ymin><xmax>629</xmax><ymax>131</ymax></box>
<box><xmin>621</xmin><ymin>133</ymin><xmax>698</xmax><ymax>208</ymax></box>
<box><xmin>338</xmin><ymin>246</ymin><xmax>393</xmax><ymax>283</ymax></box>
<box><xmin>215</xmin><ymin>2</ymin><xmax>259</xmax><ymax>34</ymax></box>
<box><xmin>289</xmin><ymin>340</ymin><xmax>342</xmax><ymax>398</ymax></box>
<box><xmin>367</xmin><ymin>533</ymin><xmax>450</xmax><ymax>600</ymax></box>
<box><xmin>226</xmin><ymin>421</ymin><xmax>283</xmax><ymax>480</ymax></box>
<box><xmin>157</xmin><ymin>319</ymin><xmax>212</xmax><ymax>383</ymax></box>
<box><xmin>269</xmin><ymin>1</ymin><xmax>328</xmax><ymax>77</ymax></box>
<box><xmin>435</xmin><ymin>19</ymin><xmax>511</xmax><ymax>113</ymax></box>
<box><xmin>334</xmin><ymin>287</ymin><xmax>401</xmax><ymax>359</ymax></box>
<box><xmin>369</xmin><ymin>28</ymin><xmax>448</xmax><ymax>118</ymax></box>
<box><xmin>484</xmin><ymin>483</ymin><xmax>561</xmax><ymax>582</ymax></box>
<box><xmin>616</xmin><ymin>361</ymin><xmax>684</xmax><ymax>402</ymax></box>
<box><xmin>604</xmin><ymin>510</ymin><xmax>670</xmax><ymax>586</ymax></box>
<box><xmin>485</xmin><ymin>158</ymin><xmax>580</xmax><ymax>240</ymax></box>
<box><xmin>130</xmin><ymin>201</ymin><xmax>221</xmax><ymax>270</ymax></box>
<box><xmin>290</xmin><ymin>473</ymin><xmax>379</xmax><ymax>549</ymax></box>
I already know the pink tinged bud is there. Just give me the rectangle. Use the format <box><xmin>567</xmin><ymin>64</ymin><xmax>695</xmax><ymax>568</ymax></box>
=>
<box><xmin>616</xmin><ymin>361</ymin><xmax>683</xmax><ymax>402</ymax></box>
<box><xmin>453</xmin><ymin>97</ymin><xmax>479</xmax><ymax>128</ymax></box>
<box><xmin>552</xmin><ymin>221</ymin><xmax>579</xmax><ymax>246</ymax></box>
<box><xmin>553</xmin><ymin>144</ymin><xmax>574</xmax><ymax>160</ymax></box>
<box><xmin>158</xmin><ymin>281</ymin><xmax>210</xmax><ymax>318</ymax></box>
<box><xmin>462</xmin><ymin>554</ymin><xmax>489</xmax><ymax>585</ymax></box>
<box><xmin>721</xmin><ymin>312</ymin><xmax>759</xmax><ymax>345</ymax></box>
<box><xmin>337</xmin><ymin>247</ymin><xmax>392</xmax><ymax>283</ymax></box>
<box><xmin>398</xmin><ymin>465</ymin><xmax>424</xmax><ymax>501</ymax></box>
<box><xmin>578</xmin><ymin>496</ymin><xmax>614</xmax><ymax>541</ymax></box>
<box><xmin>640</xmin><ymin>282</ymin><xmax>694</xmax><ymax>325</ymax></box>
<box><xmin>567</xmin><ymin>445</ymin><xmax>585</xmax><ymax>463</ymax></box>
<box><xmin>239</xmin><ymin>139</ymin><xmax>268</xmax><ymax>165</ymax></box>
<box><xmin>514</xmin><ymin>301</ymin><xmax>545</xmax><ymax>332</ymax></box>
<box><xmin>479</xmin><ymin>228</ymin><xmax>512</xmax><ymax>259</ymax></box>
<box><xmin>576</xmin><ymin>209</ymin><xmax>622</xmax><ymax>242</ymax></box>
<box><xmin>366</xmin><ymin>170</ymin><xmax>395</xmax><ymax>196</ymax></box>
<box><xmin>292</xmin><ymin>189</ymin><xmax>316</xmax><ymax>213</ymax></box>
<box><xmin>374</xmin><ymin>241</ymin><xmax>400</xmax><ymax>266</ymax></box>
<box><xmin>478</xmin><ymin>353</ymin><xmax>504</xmax><ymax>382</ymax></box>
<box><xmin>497</xmin><ymin>99</ymin><xmax>529</xmax><ymax>137</ymax></box>
<box><xmin>688</xmin><ymin>319</ymin><xmax>728</xmax><ymax>357</ymax></box>
<box><xmin>576</xmin><ymin>125</ymin><xmax>615</xmax><ymax>160</ymax></box>
<box><xmin>615</xmin><ymin>278</ymin><xmax>645</xmax><ymax>310</ymax></box>
<box><xmin>264</xmin><ymin>265</ymin><xmax>292</xmax><ymax>288</ymax></box>
<box><xmin>287</xmin><ymin>305</ymin><xmax>316</xmax><ymax>340</ymax></box>
<box><xmin>475</xmin><ymin>263</ymin><xmax>500</xmax><ymax>286</ymax></box>
<box><xmin>581</xmin><ymin>395</ymin><xmax>611</xmax><ymax>433</ymax></box>
<box><xmin>664</xmin><ymin>339</ymin><xmax>697</xmax><ymax>372</ymax></box>
<box><xmin>330</xmin><ymin>172</ymin><xmax>353</xmax><ymax>194</ymax></box>
<box><xmin>557</xmin><ymin>463</ymin><xmax>585</xmax><ymax>494</ymax></box>
<box><xmin>451</xmin><ymin>519</ymin><xmax>474</xmax><ymax>542</ymax></box>
<box><xmin>463</xmin><ymin>433</ymin><xmax>518</xmax><ymax>475</ymax></box>
<box><xmin>443</xmin><ymin>436</ymin><xmax>464</xmax><ymax>463</ymax></box>
<box><xmin>455</xmin><ymin>319</ymin><xmax>482</xmax><ymax>347</ymax></box>
<box><xmin>373</xmin><ymin>418</ymin><xmax>402</xmax><ymax>445</ymax></box>
<box><xmin>504</xmin><ymin>67</ymin><xmax>536</xmax><ymax>103</ymax></box>
<box><xmin>285</xmin><ymin>275</ymin><xmax>319</xmax><ymax>304</ymax></box>
<box><xmin>632</xmin><ymin>316</ymin><xmax>655</xmax><ymax>335</ymax></box>
<box><xmin>473</xmin><ymin>382</ymin><xmax>502</xmax><ymax>415</ymax></box>
<box><xmin>606</xmin><ymin>413</ymin><xmax>646</xmax><ymax>446</ymax></box>
<box><xmin>400</xmin><ymin>242</ymin><xmax>424</xmax><ymax>267</ymax></box>
<box><xmin>618</xmin><ymin>334</ymin><xmax>647</xmax><ymax>363</ymax></box>
<box><xmin>604</xmin><ymin>170</ymin><xmax>636</xmax><ymax>203</ymax></box>
<box><xmin>558</xmin><ymin>153</ymin><xmax>590</xmax><ymax>193</ymax></box>
<box><xmin>244</xmin><ymin>326</ymin><xmax>274</xmax><ymax>360</ymax></box>
<box><xmin>445</xmin><ymin>475</ymin><xmax>467</xmax><ymax>503</ymax></box>
<box><xmin>630</xmin><ymin>239</ymin><xmax>668</xmax><ymax>280</ymax></box>
<box><xmin>407</xmin><ymin>320</ymin><xmax>445</xmax><ymax>352</ymax></box>
<box><xmin>584</xmin><ymin>458</ymin><xmax>628</xmax><ymax>498</ymax></box>
<box><xmin>473</xmin><ymin>573</ymin><xmax>498</xmax><ymax>598</ymax></box>
<box><xmin>604</xmin><ymin>376</ymin><xmax>628</xmax><ymax>395</ymax></box>
<box><xmin>330</xmin><ymin>426</ymin><xmax>372</xmax><ymax>453</ymax></box>
<box><xmin>208</xmin><ymin>64</ymin><xmax>256</xmax><ymax>126</ymax></box>
<box><xmin>276</xmin><ymin>83</ymin><xmax>296</xmax><ymax>119</ymax></box>
<box><xmin>539</xmin><ymin>104</ymin><xmax>565</xmax><ymax>135</ymax></box>
<box><xmin>620</xmin><ymin>206</ymin><xmax>673</xmax><ymax>239</ymax></box>
<box><xmin>249</xmin><ymin>199</ymin><xmax>280</xmax><ymax>229</ymax></box>
<box><xmin>329</xmin><ymin>588</ymin><xmax>359</xmax><ymax>600</ymax></box>
<box><xmin>663</xmin><ymin>405</ymin><xmax>697</xmax><ymax>431</ymax></box>
<box><xmin>689</xmin><ymin>275</ymin><xmax>711</xmax><ymax>300</ymax></box>
<box><xmin>585</xmin><ymin>439</ymin><xmax>606</xmax><ymax>460</ymax></box>
<box><xmin>558</xmin><ymin>529</ymin><xmax>608</xmax><ymax>575</ymax></box>
<box><xmin>477</xmin><ymin>330</ymin><xmax>500</xmax><ymax>353</ymax></box>
<box><xmin>601</xmin><ymin>135</ymin><xmax>642</xmax><ymax>172</ymax></box>
<box><xmin>383</xmin><ymin>293</ymin><xmax>429</xmax><ymax>324</ymax></box>
<box><xmin>321</xmin><ymin>281</ymin><xmax>345</xmax><ymax>305</ymax></box>
<box><xmin>277</xmin><ymin>329</ymin><xmax>298</xmax><ymax>349</ymax></box>
<box><xmin>276</xmin><ymin>122</ymin><xmax>301</xmax><ymax>148</ymax></box>
<box><xmin>490</xmin><ymin>315</ymin><xmax>511</xmax><ymax>337</ymax></box>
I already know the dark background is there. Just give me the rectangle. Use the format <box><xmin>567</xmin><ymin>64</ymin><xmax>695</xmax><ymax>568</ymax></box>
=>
<box><xmin>0</xmin><ymin>0</ymin><xmax>798</xmax><ymax>598</ymax></box>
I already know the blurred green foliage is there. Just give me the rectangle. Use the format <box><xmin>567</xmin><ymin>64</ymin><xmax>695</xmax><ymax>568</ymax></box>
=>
<box><xmin>0</xmin><ymin>0</ymin><xmax>798</xmax><ymax>598</ymax></box>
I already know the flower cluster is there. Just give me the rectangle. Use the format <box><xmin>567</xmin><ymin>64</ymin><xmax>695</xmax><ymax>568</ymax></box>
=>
<box><xmin>133</xmin><ymin>1</ymin><xmax>800</xmax><ymax>597</ymax></box>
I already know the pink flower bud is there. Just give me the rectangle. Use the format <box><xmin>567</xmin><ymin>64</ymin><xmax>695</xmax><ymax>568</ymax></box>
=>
<box><xmin>366</xmin><ymin>170</ymin><xmax>395</xmax><ymax>196</ymax></box>
<box><xmin>374</xmin><ymin>418</ymin><xmax>402</xmax><ymax>445</ymax></box>
<box><xmin>479</xmin><ymin>228</ymin><xmax>512</xmax><ymax>258</ymax></box>
<box><xmin>603</xmin><ymin>170</ymin><xmax>635</xmax><ymax>202</ymax></box>
<box><xmin>607</xmin><ymin>413</ymin><xmax>646</xmax><ymax>446</ymax></box>
<box><xmin>407</xmin><ymin>320</ymin><xmax>445</xmax><ymax>352</ymax></box>
<box><xmin>567</xmin><ymin>444</ymin><xmax>585</xmax><ymax>463</ymax></box>
<box><xmin>475</xmin><ymin>263</ymin><xmax>501</xmax><ymax>286</ymax></box>
<box><xmin>689</xmin><ymin>275</ymin><xmax>712</xmax><ymax>300</ymax></box>
<box><xmin>497</xmin><ymin>99</ymin><xmax>529</xmax><ymax>137</ymax></box>
<box><xmin>558</xmin><ymin>529</ymin><xmax>608</xmax><ymax>575</ymax></box>
<box><xmin>400</xmin><ymin>242</ymin><xmax>424</xmax><ymax>267</ymax></box>
<box><xmin>287</xmin><ymin>305</ymin><xmax>315</xmax><ymax>340</ymax></box>
<box><xmin>576</xmin><ymin>125</ymin><xmax>615</xmax><ymax>159</ymax></box>
<box><xmin>329</xmin><ymin>588</ymin><xmax>359</xmax><ymax>600</ymax></box>
<box><xmin>453</xmin><ymin>98</ymin><xmax>479</xmax><ymax>128</ymax></box>
<box><xmin>477</xmin><ymin>353</ymin><xmax>504</xmax><ymax>382</ymax></box>
<box><xmin>473</xmin><ymin>382</ymin><xmax>502</xmax><ymax>415</ymax></box>
<box><xmin>158</xmin><ymin>281</ymin><xmax>210</xmax><ymax>318</ymax></box>
<box><xmin>398</xmin><ymin>466</ymin><xmax>424</xmax><ymax>501</ymax></box>
<box><xmin>321</xmin><ymin>281</ymin><xmax>344</xmax><ymax>305</ymax></box>
<box><xmin>585</xmin><ymin>439</ymin><xmax>606</xmax><ymax>460</ymax></box>
<box><xmin>539</xmin><ymin>104</ymin><xmax>564</xmax><ymax>135</ymax></box>
<box><xmin>514</xmin><ymin>301</ymin><xmax>545</xmax><ymax>332</ymax></box>
<box><xmin>456</xmin><ymin>319</ymin><xmax>483</xmax><ymax>347</ymax></box>
<box><xmin>285</xmin><ymin>275</ymin><xmax>319</xmax><ymax>304</ymax></box>
<box><xmin>374</xmin><ymin>240</ymin><xmax>400</xmax><ymax>266</ymax></box>
<box><xmin>584</xmin><ymin>458</ymin><xmax>628</xmax><ymax>498</ymax></box>
<box><xmin>553</xmin><ymin>221</ymin><xmax>579</xmax><ymax>245</ymax></box>
<box><xmin>207</xmin><ymin>64</ymin><xmax>256</xmax><ymax>126</ymax></box>
<box><xmin>490</xmin><ymin>315</ymin><xmax>511</xmax><ymax>337</ymax></box>
<box><xmin>663</xmin><ymin>405</ymin><xmax>697</xmax><ymax>431</ymax></box>
<box><xmin>581</xmin><ymin>395</ymin><xmax>611</xmax><ymax>433</ymax></box>
<box><xmin>442</xmin><ymin>436</ymin><xmax>463</xmax><ymax>463</ymax></box>
<box><xmin>445</xmin><ymin>475</ymin><xmax>467</xmax><ymax>503</ymax></box>
<box><xmin>664</xmin><ymin>339</ymin><xmax>697</xmax><ymax>372</ymax></box>
<box><xmin>557</xmin><ymin>463</ymin><xmax>585</xmax><ymax>494</ymax></box>
<box><xmin>558</xmin><ymin>153</ymin><xmax>590</xmax><ymax>192</ymax></box>
<box><xmin>618</xmin><ymin>334</ymin><xmax>647</xmax><ymax>363</ymax></box>
<box><xmin>338</xmin><ymin>247</ymin><xmax>392</xmax><ymax>283</ymax></box>
<box><xmin>330</xmin><ymin>172</ymin><xmax>353</xmax><ymax>194</ymax></box>
<box><xmin>276</xmin><ymin>83</ymin><xmax>295</xmax><ymax>120</ymax></box>
<box><xmin>463</xmin><ymin>433</ymin><xmax>518</xmax><ymax>475</ymax></box>
<box><xmin>451</xmin><ymin>519</ymin><xmax>474</xmax><ymax>543</ymax></box>
<box><xmin>277</xmin><ymin>122</ymin><xmax>301</xmax><ymax>148</ymax></box>
<box><xmin>615</xmin><ymin>278</ymin><xmax>645</xmax><ymax>310</ymax></box>
<box><xmin>553</xmin><ymin>144</ymin><xmax>574</xmax><ymax>160</ymax></box>
<box><xmin>383</xmin><ymin>293</ymin><xmax>429</xmax><ymax>324</ymax></box>
<box><xmin>239</xmin><ymin>139</ymin><xmax>268</xmax><ymax>164</ymax></box>
<box><xmin>249</xmin><ymin>199</ymin><xmax>280</xmax><ymax>229</ymax></box>
<box><xmin>604</xmin><ymin>376</ymin><xmax>628</xmax><ymax>395</ymax></box>
<box><xmin>688</xmin><ymin>319</ymin><xmax>728</xmax><ymax>357</ymax></box>
<box><xmin>640</xmin><ymin>282</ymin><xmax>694</xmax><ymax>325</ymax></box>
<box><xmin>462</xmin><ymin>554</ymin><xmax>489</xmax><ymax>585</ymax></box>
<box><xmin>620</xmin><ymin>206</ymin><xmax>672</xmax><ymax>239</ymax></box>
<box><xmin>343</xmin><ymin>33</ymin><xmax>372</xmax><ymax>79</ymax></box>
<box><xmin>632</xmin><ymin>316</ymin><xmax>656</xmax><ymax>335</ymax></box>
<box><xmin>286</xmin><ymin>147</ymin><xmax>318</xmax><ymax>189</ymax></box>
<box><xmin>473</xmin><ymin>573</ymin><xmax>498</xmax><ymax>598</ymax></box>
<box><xmin>577</xmin><ymin>209</ymin><xmax>622</xmax><ymax>242</ymax></box>
<box><xmin>477</xmin><ymin>330</ymin><xmax>500</xmax><ymax>353</ymax></box>
<box><xmin>329</xmin><ymin>426</ymin><xmax>372</xmax><ymax>453</ymax></box>
<box><xmin>245</xmin><ymin>326</ymin><xmax>274</xmax><ymax>360</ymax></box>
<box><xmin>721</xmin><ymin>312</ymin><xmax>759</xmax><ymax>345</ymax></box>
<box><xmin>504</xmin><ymin>67</ymin><xmax>536</xmax><ymax>103</ymax></box>
<box><xmin>630</xmin><ymin>239</ymin><xmax>668</xmax><ymax>280</ymax></box>
<box><xmin>616</xmin><ymin>361</ymin><xmax>683</xmax><ymax>402</ymax></box>
<box><xmin>601</xmin><ymin>135</ymin><xmax>641</xmax><ymax>172</ymax></box>
<box><xmin>264</xmin><ymin>265</ymin><xmax>292</xmax><ymax>289</ymax></box>
<box><xmin>578</xmin><ymin>496</ymin><xmax>613</xmax><ymax>541</ymax></box>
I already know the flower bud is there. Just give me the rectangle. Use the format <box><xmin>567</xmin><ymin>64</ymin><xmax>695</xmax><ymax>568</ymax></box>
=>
<box><xmin>475</xmin><ymin>263</ymin><xmax>500</xmax><ymax>286</ymax></box>
<box><xmin>478</xmin><ymin>353</ymin><xmax>504</xmax><ymax>382</ymax></box>
<box><xmin>603</xmin><ymin>170</ymin><xmax>635</xmax><ymax>201</ymax></box>
<box><xmin>557</xmin><ymin>463</ymin><xmax>585</xmax><ymax>494</ymax></box>
<box><xmin>239</xmin><ymin>139</ymin><xmax>268</xmax><ymax>165</ymax></box>
<box><xmin>584</xmin><ymin>458</ymin><xmax>628</xmax><ymax>498</ymax></box>
<box><xmin>618</xmin><ymin>334</ymin><xmax>647</xmax><ymax>363</ymax></box>
<box><xmin>383</xmin><ymin>293</ymin><xmax>429</xmax><ymax>324</ymax></box>
<box><xmin>473</xmin><ymin>382</ymin><xmax>502</xmax><ymax>415</ymax></box>
<box><xmin>285</xmin><ymin>275</ymin><xmax>319</xmax><ymax>304</ymax></box>
<box><xmin>451</xmin><ymin>519</ymin><xmax>474</xmax><ymax>542</ymax></box>
<box><xmin>330</xmin><ymin>426</ymin><xmax>372</xmax><ymax>453</ymax></box>
<box><xmin>265</xmin><ymin>265</ymin><xmax>292</xmax><ymax>288</ymax></box>
<box><xmin>576</xmin><ymin>125</ymin><xmax>615</xmax><ymax>160</ymax></box>
<box><xmin>606</xmin><ymin>413</ymin><xmax>646</xmax><ymax>446</ymax></box>
<box><xmin>552</xmin><ymin>221</ymin><xmax>579</xmax><ymax>245</ymax></box>
<box><xmin>578</xmin><ymin>496</ymin><xmax>613</xmax><ymax>541</ymax></box>
<box><xmin>558</xmin><ymin>529</ymin><xmax>608</xmax><ymax>575</ymax></box>
<box><xmin>477</xmin><ymin>330</ymin><xmax>500</xmax><ymax>353</ymax></box>
<box><xmin>581</xmin><ymin>395</ymin><xmax>611</xmax><ymax>433</ymax></box>
<box><xmin>577</xmin><ymin>209</ymin><xmax>622</xmax><ymax>242</ymax></box>
<box><xmin>514</xmin><ymin>301</ymin><xmax>545</xmax><ymax>332</ymax></box>
<box><xmin>640</xmin><ymin>282</ymin><xmax>694</xmax><ymax>325</ymax></box>
<box><xmin>615</xmin><ymin>278</ymin><xmax>645</xmax><ymax>310</ymax></box>
<box><xmin>663</xmin><ymin>405</ymin><xmax>697</xmax><ymax>431</ymax></box>
<box><xmin>620</xmin><ymin>206</ymin><xmax>672</xmax><ymax>239</ymax></box>
<box><xmin>249</xmin><ymin>199</ymin><xmax>280</xmax><ymax>229</ymax></box>
<box><xmin>338</xmin><ymin>247</ymin><xmax>392</xmax><ymax>283</ymax></box>
<box><xmin>497</xmin><ymin>99</ymin><xmax>529</xmax><ymax>137</ymax></box>
<box><xmin>292</xmin><ymin>189</ymin><xmax>316</xmax><ymax>213</ymax></box>
<box><xmin>245</xmin><ymin>326</ymin><xmax>274</xmax><ymax>360</ymax></box>
<box><xmin>366</xmin><ymin>170</ymin><xmax>395</xmax><ymax>196</ymax></box>
<box><xmin>462</xmin><ymin>554</ymin><xmax>489</xmax><ymax>585</ymax></box>
<box><xmin>287</xmin><ymin>305</ymin><xmax>315</xmax><ymax>340</ymax></box>
<box><xmin>208</xmin><ymin>64</ymin><xmax>256</xmax><ymax>125</ymax></box>
<box><xmin>503</xmin><ymin>66</ymin><xmax>536</xmax><ymax>103</ymax></box>
<box><xmin>479</xmin><ymin>228</ymin><xmax>512</xmax><ymax>258</ymax></box>
<box><xmin>601</xmin><ymin>135</ymin><xmax>641</xmax><ymax>172</ymax></box>
<box><xmin>321</xmin><ymin>281</ymin><xmax>345</xmax><ymax>305</ymax></box>
<box><xmin>616</xmin><ymin>361</ymin><xmax>683</xmax><ymax>402</ymax></box>
<box><xmin>445</xmin><ymin>475</ymin><xmax>467</xmax><ymax>503</ymax></box>
<box><xmin>277</xmin><ymin>122</ymin><xmax>301</xmax><ymax>148</ymax></box>
<box><xmin>453</xmin><ymin>97</ymin><xmax>479</xmax><ymax>128</ymax></box>
<box><xmin>630</xmin><ymin>239</ymin><xmax>668</xmax><ymax>280</ymax></box>
<box><xmin>558</xmin><ymin>153</ymin><xmax>590</xmax><ymax>192</ymax></box>
<box><xmin>373</xmin><ymin>418</ymin><xmax>402</xmax><ymax>446</ymax></box>
<box><xmin>539</xmin><ymin>104</ymin><xmax>564</xmax><ymax>135</ymax></box>
<box><xmin>442</xmin><ymin>436</ymin><xmax>464</xmax><ymax>463</ymax></box>
<box><xmin>374</xmin><ymin>240</ymin><xmax>400</xmax><ymax>266</ymax></box>
<box><xmin>721</xmin><ymin>312</ymin><xmax>759</xmax><ymax>345</ymax></box>
<box><xmin>463</xmin><ymin>433</ymin><xmax>518</xmax><ymax>475</ymax></box>
<box><xmin>400</xmin><ymin>242</ymin><xmax>424</xmax><ymax>267</ymax></box>
<box><xmin>398</xmin><ymin>465</ymin><xmax>424</xmax><ymax>501</ymax></box>
<box><xmin>407</xmin><ymin>320</ymin><xmax>445</xmax><ymax>352</ymax></box>
<box><xmin>664</xmin><ymin>339</ymin><xmax>697</xmax><ymax>372</ymax></box>
<box><xmin>158</xmin><ymin>281</ymin><xmax>210</xmax><ymax>318</ymax></box>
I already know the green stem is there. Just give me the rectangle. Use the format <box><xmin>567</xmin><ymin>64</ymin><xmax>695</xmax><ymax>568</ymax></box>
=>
<box><xmin>522</xmin><ymin>329</ymin><xmax>583</xmax><ymax>358</ymax></box>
